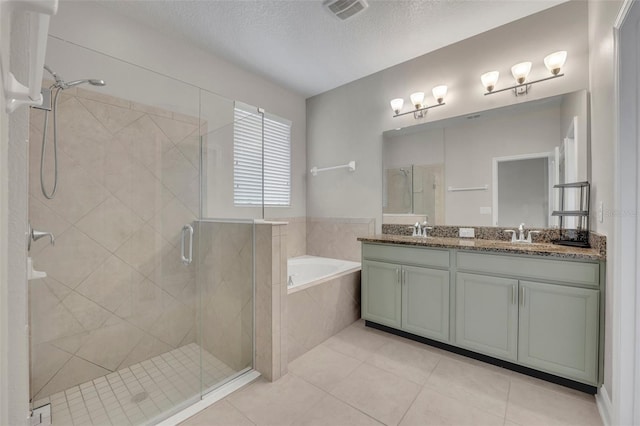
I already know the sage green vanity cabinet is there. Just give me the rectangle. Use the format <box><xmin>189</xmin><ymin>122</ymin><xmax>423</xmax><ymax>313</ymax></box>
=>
<box><xmin>361</xmin><ymin>244</ymin><xmax>450</xmax><ymax>342</ymax></box>
<box><xmin>362</xmin><ymin>260</ymin><xmax>402</xmax><ymax>328</ymax></box>
<box><xmin>361</xmin><ymin>241</ymin><xmax>603</xmax><ymax>387</ymax></box>
<box><xmin>402</xmin><ymin>266</ymin><xmax>450</xmax><ymax>342</ymax></box>
<box><xmin>455</xmin><ymin>272</ymin><xmax>518</xmax><ymax>362</ymax></box>
<box><xmin>518</xmin><ymin>280</ymin><xmax>599</xmax><ymax>384</ymax></box>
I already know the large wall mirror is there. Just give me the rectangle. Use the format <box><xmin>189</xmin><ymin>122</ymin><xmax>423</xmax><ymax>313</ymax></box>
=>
<box><xmin>382</xmin><ymin>89</ymin><xmax>588</xmax><ymax>228</ymax></box>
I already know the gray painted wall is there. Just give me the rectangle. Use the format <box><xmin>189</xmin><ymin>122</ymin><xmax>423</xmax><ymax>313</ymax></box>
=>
<box><xmin>588</xmin><ymin>0</ymin><xmax>624</xmax><ymax>401</ymax></box>
<box><xmin>560</xmin><ymin>89</ymin><xmax>589</xmax><ymax>182</ymax></box>
<box><xmin>444</xmin><ymin>106</ymin><xmax>559</xmax><ymax>226</ymax></box>
<box><xmin>307</xmin><ymin>2</ymin><xmax>589</xmax><ymax>232</ymax></box>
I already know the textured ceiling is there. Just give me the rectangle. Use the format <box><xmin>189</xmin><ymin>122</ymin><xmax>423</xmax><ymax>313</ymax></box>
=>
<box><xmin>97</xmin><ymin>0</ymin><xmax>567</xmax><ymax>97</ymax></box>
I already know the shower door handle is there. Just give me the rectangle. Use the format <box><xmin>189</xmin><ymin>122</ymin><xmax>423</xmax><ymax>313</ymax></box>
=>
<box><xmin>181</xmin><ymin>224</ymin><xmax>194</xmax><ymax>265</ymax></box>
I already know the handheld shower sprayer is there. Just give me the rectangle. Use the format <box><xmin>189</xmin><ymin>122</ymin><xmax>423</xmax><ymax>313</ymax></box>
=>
<box><xmin>37</xmin><ymin>65</ymin><xmax>106</xmax><ymax>199</ymax></box>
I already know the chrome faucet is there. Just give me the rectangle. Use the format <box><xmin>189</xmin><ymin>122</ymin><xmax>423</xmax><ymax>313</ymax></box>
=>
<box><xmin>412</xmin><ymin>222</ymin><xmax>422</xmax><ymax>237</ymax></box>
<box><xmin>527</xmin><ymin>230</ymin><xmax>541</xmax><ymax>243</ymax></box>
<box><xmin>504</xmin><ymin>223</ymin><xmax>540</xmax><ymax>244</ymax></box>
<box><xmin>518</xmin><ymin>223</ymin><xmax>526</xmax><ymax>242</ymax></box>
<box><xmin>27</xmin><ymin>223</ymin><xmax>55</xmax><ymax>251</ymax></box>
<box><xmin>422</xmin><ymin>221</ymin><xmax>433</xmax><ymax>237</ymax></box>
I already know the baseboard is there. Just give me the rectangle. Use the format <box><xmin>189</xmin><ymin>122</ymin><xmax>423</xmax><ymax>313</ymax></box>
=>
<box><xmin>595</xmin><ymin>384</ymin><xmax>612</xmax><ymax>426</ymax></box>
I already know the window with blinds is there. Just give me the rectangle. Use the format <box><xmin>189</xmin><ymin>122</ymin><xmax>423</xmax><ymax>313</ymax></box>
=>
<box><xmin>233</xmin><ymin>104</ymin><xmax>291</xmax><ymax>206</ymax></box>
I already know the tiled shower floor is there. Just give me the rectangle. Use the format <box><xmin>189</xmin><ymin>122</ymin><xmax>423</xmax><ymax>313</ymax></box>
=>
<box><xmin>32</xmin><ymin>343</ymin><xmax>236</xmax><ymax>426</ymax></box>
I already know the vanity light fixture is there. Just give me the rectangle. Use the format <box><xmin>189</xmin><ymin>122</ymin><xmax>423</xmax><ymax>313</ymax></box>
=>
<box><xmin>480</xmin><ymin>71</ymin><xmax>499</xmax><ymax>93</ymax></box>
<box><xmin>482</xmin><ymin>51</ymin><xmax>567</xmax><ymax>97</ymax></box>
<box><xmin>390</xmin><ymin>85</ymin><xmax>447</xmax><ymax>119</ymax></box>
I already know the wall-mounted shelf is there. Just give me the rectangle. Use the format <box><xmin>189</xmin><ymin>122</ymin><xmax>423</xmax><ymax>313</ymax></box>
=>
<box><xmin>552</xmin><ymin>181</ymin><xmax>590</xmax><ymax>248</ymax></box>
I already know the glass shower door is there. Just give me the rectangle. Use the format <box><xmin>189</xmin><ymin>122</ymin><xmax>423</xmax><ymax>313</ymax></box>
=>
<box><xmin>28</xmin><ymin>39</ymin><xmax>206</xmax><ymax>425</ymax></box>
<box><xmin>195</xmin><ymin>95</ymin><xmax>262</xmax><ymax>395</ymax></box>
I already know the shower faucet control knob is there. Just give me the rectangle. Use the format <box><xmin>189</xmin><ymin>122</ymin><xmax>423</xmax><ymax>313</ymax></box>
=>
<box><xmin>27</xmin><ymin>223</ymin><xmax>55</xmax><ymax>251</ymax></box>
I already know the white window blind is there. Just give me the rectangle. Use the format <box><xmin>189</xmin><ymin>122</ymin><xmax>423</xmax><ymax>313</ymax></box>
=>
<box><xmin>234</xmin><ymin>104</ymin><xmax>291</xmax><ymax>206</ymax></box>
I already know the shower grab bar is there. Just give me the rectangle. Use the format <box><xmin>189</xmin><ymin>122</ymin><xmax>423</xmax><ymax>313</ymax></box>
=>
<box><xmin>1</xmin><ymin>0</ymin><xmax>58</xmax><ymax>113</ymax></box>
<box><xmin>180</xmin><ymin>224</ymin><xmax>193</xmax><ymax>265</ymax></box>
<box><xmin>447</xmin><ymin>184</ymin><xmax>489</xmax><ymax>192</ymax></box>
<box><xmin>310</xmin><ymin>160</ymin><xmax>356</xmax><ymax>176</ymax></box>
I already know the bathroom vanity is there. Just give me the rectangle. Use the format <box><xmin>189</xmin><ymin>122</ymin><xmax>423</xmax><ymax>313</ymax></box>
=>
<box><xmin>358</xmin><ymin>235</ymin><xmax>605</xmax><ymax>392</ymax></box>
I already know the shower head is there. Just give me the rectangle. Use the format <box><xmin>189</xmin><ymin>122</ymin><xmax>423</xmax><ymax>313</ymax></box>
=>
<box><xmin>63</xmin><ymin>79</ymin><xmax>106</xmax><ymax>89</ymax></box>
<box><xmin>43</xmin><ymin>64</ymin><xmax>63</xmax><ymax>85</ymax></box>
<box><xmin>43</xmin><ymin>65</ymin><xmax>106</xmax><ymax>89</ymax></box>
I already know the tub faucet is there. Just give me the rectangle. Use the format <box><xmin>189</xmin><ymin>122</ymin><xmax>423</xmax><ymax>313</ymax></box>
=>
<box><xmin>27</xmin><ymin>222</ymin><xmax>54</xmax><ymax>251</ymax></box>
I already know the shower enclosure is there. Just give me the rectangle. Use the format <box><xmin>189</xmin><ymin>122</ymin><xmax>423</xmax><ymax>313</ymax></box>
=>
<box><xmin>27</xmin><ymin>38</ymin><xmax>263</xmax><ymax>425</ymax></box>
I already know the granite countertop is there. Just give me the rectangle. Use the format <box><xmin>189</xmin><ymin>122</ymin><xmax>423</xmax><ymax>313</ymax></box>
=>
<box><xmin>358</xmin><ymin>234</ymin><xmax>605</xmax><ymax>261</ymax></box>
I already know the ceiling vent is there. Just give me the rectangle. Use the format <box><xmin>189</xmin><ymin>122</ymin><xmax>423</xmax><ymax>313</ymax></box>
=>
<box><xmin>324</xmin><ymin>0</ymin><xmax>369</xmax><ymax>20</ymax></box>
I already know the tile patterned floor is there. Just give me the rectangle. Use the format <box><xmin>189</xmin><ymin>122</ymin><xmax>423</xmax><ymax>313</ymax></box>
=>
<box><xmin>33</xmin><ymin>343</ymin><xmax>236</xmax><ymax>426</ymax></box>
<box><xmin>183</xmin><ymin>320</ymin><xmax>603</xmax><ymax>426</ymax></box>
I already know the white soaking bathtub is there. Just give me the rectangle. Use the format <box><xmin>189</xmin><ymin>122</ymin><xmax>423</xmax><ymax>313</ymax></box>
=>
<box><xmin>287</xmin><ymin>255</ymin><xmax>361</xmax><ymax>293</ymax></box>
<box><xmin>287</xmin><ymin>255</ymin><xmax>362</xmax><ymax>362</ymax></box>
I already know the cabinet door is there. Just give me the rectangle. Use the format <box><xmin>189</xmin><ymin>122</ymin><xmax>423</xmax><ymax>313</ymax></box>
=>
<box><xmin>455</xmin><ymin>273</ymin><xmax>518</xmax><ymax>361</ymax></box>
<box><xmin>402</xmin><ymin>266</ymin><xmax>450</xmax><ymax>342</ymax></box>
<box><xmin>518</xmin><ymin>280</ymin><xmax>599</xmax><ymax>384</ymax></box>
<box><xmin>362</xmin><ymin>260</ymin><xmax>401</xmax><ymax>328</ymax></box>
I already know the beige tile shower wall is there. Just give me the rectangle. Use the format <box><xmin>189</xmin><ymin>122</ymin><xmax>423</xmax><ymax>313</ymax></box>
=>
<box><xmin>254</xmin><ymin>223</ymin><xmax>287</xmax><ymax>381</ymax></box>
<box><xmin>271</xmin><ymin>217</ymin><xmax>306</xmax><ymax>258</ymax></box>
<box><xmin>196</xmin><ymin>221</ymin><xmax>253</xmax><ymax>372</ymax></box>
<box><xmin>306</xmin><ymin>218</ymin><xmax>375</xmax><ymax>262</ymax></box>
<box><xmin>28</xmin><ymin>87</ymin><xmax>199</xmax><ymax>400</ymax></box>
<box><xmin>287</xmin><ymin>271</ymin><xmax>361</xmax><ymax>363</ymax></box>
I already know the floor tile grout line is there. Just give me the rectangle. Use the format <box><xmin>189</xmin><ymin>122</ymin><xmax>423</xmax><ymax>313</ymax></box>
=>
<box><xmin>395</xmin><ymin>376</ymin><xmax>425</xmax><ymax>426</ymax></box>
<box><xmin>361</xmin><ymin>340</ymin><xmax>444</xmax><ymax>387</ymax></box>
<box><xmin>316</xmin><ymin>340</ymin><xmax>365</xmax><ymax>365</ymax></box>
<box><xmin>282</xmin><ymin>375</ymin><xmax>333</xmax><ymax>426</ymax></box>
<box><xmin>31</xmin><ymin>354</ymin><xmax>75</xmax><ymax>403</ymax></box>
<box><xmin>504</xmin><ymin>372</ymin><xmax>513</xmax><ymax>422</ymax></box>
<box><xmin>222</xmin><ymin>382</ymin><xmax>262</xmax><ymax>425</ymax></box>
<box><xmin>298</xmin><ymin>369</ymin><xmax>387</xmax><ymax>426</ymax></box>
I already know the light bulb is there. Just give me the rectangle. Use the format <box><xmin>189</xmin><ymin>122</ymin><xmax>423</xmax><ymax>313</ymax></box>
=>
<box><xmin>481</xmin><ymin>71</ymin><xmax>499</xmax><ymax>92</ymax></box>
<box><xmin>410</xmin><ymin>92</ymin><xmax>425</xmax><ymax>109</ymax></box>
<box><xmin>390</xmin><ymin>98</ymin><xmax>404</xmax><ymax>115</ymax></box>
<box><xmin>432</xmin><ymin>85</ymin><xmax>447</xmax><ymax>104</ymax></box>
<box><xmin>511</xmin><ymin>62</ymin><xmax>532</xmax><ymax>84</ymax></box>
<box><xmin>544</xmin><ymin>51</ymin><xmax>567</xmax><ymax>75</ymax></box>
